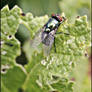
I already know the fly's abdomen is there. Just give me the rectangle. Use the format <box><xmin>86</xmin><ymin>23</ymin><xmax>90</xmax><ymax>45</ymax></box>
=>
<box><xmin>42</xmin><ymin>34</ymin><xmax>54</xmax><ymax>46</ymax></box>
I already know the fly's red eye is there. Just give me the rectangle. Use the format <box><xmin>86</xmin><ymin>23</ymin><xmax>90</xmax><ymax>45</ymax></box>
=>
<box><xmin>57</xmin><ymin>16</ymin><xmax>63</xmax><ymax>21</ymax></box>
<box><xmin>51</xmin><ymin>14</ymin><xmax>55</xmax><ymax>17</ymax></box>
<box><xmin>51</xmin><ymin>14</ymin><xmax>65</xmax><ymax>22</ymax></box>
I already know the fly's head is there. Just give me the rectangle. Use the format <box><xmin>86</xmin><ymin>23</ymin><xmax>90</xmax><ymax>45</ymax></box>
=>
<box><xmin>44</xmin><ymin>14</ymin><xmax>66</xmax><ymax>33</ymax></box>
<box><xmin>51</xmin><ymin>14</ymin><xmax>66</xmax><ymax>24</ymax></box>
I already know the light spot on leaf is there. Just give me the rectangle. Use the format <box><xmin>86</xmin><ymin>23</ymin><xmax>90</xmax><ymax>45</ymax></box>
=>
<box><xmin>1</xmin><ymin>51</ymin><xmax>7</xmax><ymax>55</ymax></box>
<box><xmin>1</xmin><ymin>65</ymin><xmax>11</xmax><ymax>74</ymax></box>
<box><xmin>41</xmin><ymin>59</ymin><xmax>47</xmax><ymax>66</ymax></box>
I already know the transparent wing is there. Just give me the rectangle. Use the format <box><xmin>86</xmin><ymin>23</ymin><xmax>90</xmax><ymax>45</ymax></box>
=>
<box><xmin>31</xmin><ymin>27</ymin><xmax>56</xmax><ymax>56</ymax></box>
<box><xmin>31</xmin><ymin>27</ymin><xmax>45</xmax><ymax>49</ymax></box>
<box><xmin>42</xmin><ymin>33</ymin><xmax>55</xmax><ymax>56</ymax></box>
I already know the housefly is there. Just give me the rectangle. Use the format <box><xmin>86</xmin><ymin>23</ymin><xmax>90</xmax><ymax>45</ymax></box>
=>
<box><xmin>31</xmin><ymin>14</ymin><xmax>66</xmax><ymax>56</ymax></box>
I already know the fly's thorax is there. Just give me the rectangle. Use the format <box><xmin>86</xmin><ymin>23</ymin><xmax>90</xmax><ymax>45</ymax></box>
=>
<box><xmin>44</xmin><ymin>18</ymin><xmax>60</xmax><ymax>33</ymax></box>
<box><xmin>49</xmin><ymin>29</ymin><xmax>57</xmax><ymax>36</ymax></box>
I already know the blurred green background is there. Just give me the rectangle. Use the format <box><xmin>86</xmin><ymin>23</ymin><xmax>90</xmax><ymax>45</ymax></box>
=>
<box><xmin>1</xmin><ymin>0</ymin><xmax>91</xmax><ymax>92</ymax></box>
<box><xmin>1</xmin><ymin>0</ymin><xmax>91</xmax><ymax>19</ymax></box>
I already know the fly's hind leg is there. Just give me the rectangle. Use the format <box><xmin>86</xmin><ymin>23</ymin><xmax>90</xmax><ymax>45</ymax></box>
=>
<box><xmin>55</xmin><ymin>32</ymin><xmax>70</xmax><ymax>35</ymax></box>
<box><xmin>54</xmin><ymin>37</ymin><xmax>56</xmax><ymax>53</ymax></box>
<box><xmin>53</xmin><ymin>32</ymin><xmax>70</xmax><ymax>53</ymax></box>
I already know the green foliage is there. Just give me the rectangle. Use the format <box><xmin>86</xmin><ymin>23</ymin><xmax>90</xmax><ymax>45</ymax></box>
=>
<box><xmin>1</xmin><ymin>5</ymin><xmax>91</xmax><ymax>92</ymax></box>
<box><xmin>16</xmin><ymin>0</ymin><xmax>91</xmax><ymax>43</ymax></box>
<box><xmin>59</xmin><ymin>0</ymin><xmax>91</xmax><ymax>22</ymax></box>
<box><xmin>1</xmin><ymin>5</ymin><xmax>27</xmax><ymax>92</ymax></box>
<box><xmin>71</xmin><ymin>56</ymin><xmax>91</xmax><ymax>92</ymax></box>
<box><xmin>1</xmin><ymin>5</ymin><xmax>21</xmax><ymax>65</ymax></box>
<box><xmin>1</xmin><ymin>66</ymin><xmax>27</xmax><ymax>92</ymax></box>
<box><xmin>18</xmin><ymin>0</ymin><xmax>60</xmax><ymax>16</ymax></box>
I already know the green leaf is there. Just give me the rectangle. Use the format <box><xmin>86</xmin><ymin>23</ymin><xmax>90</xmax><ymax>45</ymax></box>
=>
<box><xmin>54</xmin><ymin>15</ymin><xmax>90</xmax><ymax>55</ymax></box>
<box><xmin>1</xmin><ymin>65</ymin><xmax>27</xmax><ymax>92</ymax></box>
<box><xmin>20</xmin><ymin>13</ymin><xmax>49</xmax><ymax>38</ymax></box>
<box><xmin>71</xmin><ymin>55</ymin><xmax>91</xmax><ymax>92</ymax></box>
<box><xmin>1</xmin><ymin>5</ymin><xmax>27</xmax><ymax>92</ymax></box>
<box><xmin>22</xmin><ymin>13</ymin><xmax>90</xmax><ymax>92</ymax></box>
<box><xmin>1</xmin><ymin>5</ymin><xmax>91</xmax><ymax>92</ymax></box>
<box><xmin>1</xmin><ymin>5</ymin><xmax>21</xmax><ymax>65</ymax></box>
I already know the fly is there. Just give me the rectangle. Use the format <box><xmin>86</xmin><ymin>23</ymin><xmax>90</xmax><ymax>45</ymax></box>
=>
<box><xmin>31</xmin><ymin>14</ymin><xmax>67</xmax><ymax>56</ymax></box>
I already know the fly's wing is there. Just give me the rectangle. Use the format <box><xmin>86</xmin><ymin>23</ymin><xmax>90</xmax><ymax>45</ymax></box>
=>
<box><xmin>42</xmin><ymin>33</ymin><xmax>55</xmax><ymax>56</ymax></box>
<box><xmin>31</xmin><ymin>27</ymin><xmax>45</xmax><ymax>49</ymax></box>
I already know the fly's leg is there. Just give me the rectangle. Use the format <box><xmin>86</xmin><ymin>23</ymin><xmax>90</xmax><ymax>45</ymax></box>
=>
<box><xmin>54</xmin><ymin>37</ymin><xmax>56</xmax><ymax>53</ymax></box>
<box><xmin>53</xmin><ymin>32</ymin><xmax>70</xmax><ymax>53</ymax></box>
<box><xmin>55</xmin><ymin>32</ymin><xmax>70</xmax><ymax>35</ymax></box>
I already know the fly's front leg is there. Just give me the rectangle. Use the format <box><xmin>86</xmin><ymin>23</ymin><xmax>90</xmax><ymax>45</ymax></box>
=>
<box><xmin>54</xmin><ymin>37</ymin><xmax>56</xmax><ymax>53</ymax></box>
